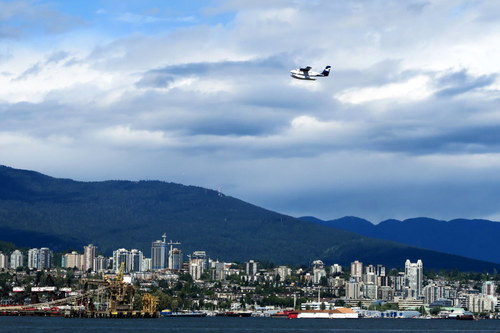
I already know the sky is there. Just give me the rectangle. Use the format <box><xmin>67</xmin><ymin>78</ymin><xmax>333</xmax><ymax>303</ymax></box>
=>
<box><xmin>1</xmin><ymin>0</ymin><xmax>500</xmax><ymax>223</ymax></box>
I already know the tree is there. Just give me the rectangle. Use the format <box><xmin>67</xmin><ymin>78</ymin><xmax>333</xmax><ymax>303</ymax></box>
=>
<box><xmin>429</xmin><ymin>307</ymin><xmax>442</xmax><ymax>316</ymax></box>
<box><xmin>335</xmin><ymin>299</ymin><xmax>345</xmax><ymax>306</ymax></box>
<box><xmin>320</xmin><ymin>276</ymin><xmax>328</xmax><ymax>286</ymax></box>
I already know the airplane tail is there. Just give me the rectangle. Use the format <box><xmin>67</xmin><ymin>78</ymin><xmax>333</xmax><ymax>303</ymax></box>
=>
<box><xmin>322</xmin><ymin>66</ymin><xmax>331</xmax><ymax>77</ymax></box>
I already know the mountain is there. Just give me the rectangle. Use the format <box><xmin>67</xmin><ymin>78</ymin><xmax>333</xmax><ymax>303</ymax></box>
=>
<box><xmin>301</xmin><ymin>216</ymin><xmax>500</xmax><ymax>264</ymax></box>
<box><xmin>1</xmin><ymin>165</ymin><xmax>500</xmax><ymax>272</ymax></box>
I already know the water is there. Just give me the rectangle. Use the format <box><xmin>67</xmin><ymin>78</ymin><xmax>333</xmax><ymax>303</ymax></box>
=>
<box><xmin>1</xmin><ymin>317</ymin><xmax>499</xmax><ymax>333</ymax></box>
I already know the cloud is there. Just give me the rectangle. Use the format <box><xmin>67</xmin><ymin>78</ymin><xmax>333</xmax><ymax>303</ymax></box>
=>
<box><xmin>335</xmin><ymin>75</ymin><xmax>434</xmax><ymax>104</ymax></box>
<box><xmin>435</xmin><ymin>70</ymin><xmax>497</xmax><ymax>97</ymax></box>
<box><xmin>2</xmin><ymin>0</ymin><xmax>500</xmax><ymax>222</ymax></box>
<box><xmin>0</xmin><ymin>0</ymin><xmax>83</xmax><ymax>39</ymax></box>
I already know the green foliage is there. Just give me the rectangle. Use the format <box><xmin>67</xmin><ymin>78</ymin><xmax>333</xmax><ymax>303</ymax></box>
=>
<box><xmin>0</xmin><ymin>241</ymin><xmax>17</xmax><ymax>253</ymax></box>
<box><xmin>368</xmin><ymin>302</ymin><xmax>399</xmax><ymax>311</ymax></box>
<box><xmin>429</xmin><ymin>307</ymin><xmax>442</xmax><ymax>316</ymax></box>
<box><xmin>334</xmin><ymin>299</ymin><xmax>345</xmax><ymax>306</ymax></box>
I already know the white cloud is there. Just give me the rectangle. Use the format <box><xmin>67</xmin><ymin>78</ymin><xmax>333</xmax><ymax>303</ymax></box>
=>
<box><xmin>93</xmin><ymin>125</ymin><xmax>172</xmax><ymax>148</ymax></box>
<box><xmin>335</xmin><ymin>75</ymin><xmax>434</xmax><ymax>104</ymax></box>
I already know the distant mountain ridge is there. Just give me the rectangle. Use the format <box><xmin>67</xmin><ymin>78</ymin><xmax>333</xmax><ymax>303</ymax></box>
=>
<box><xmin>301</xmin><ymin>216</ymin><xmax>500</xmax><ymax>264</ymax></box>
<box><xmin>1</xmin><ymin>165</ymin><xmax>500</xmax><ymax>272</ymax></box>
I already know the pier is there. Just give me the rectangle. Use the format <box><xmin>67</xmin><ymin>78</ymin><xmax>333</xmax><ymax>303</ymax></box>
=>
<box><xmin>0</xmin><ymin>263</ymin><xmax>159</xmax><ymax>318</ymax></box>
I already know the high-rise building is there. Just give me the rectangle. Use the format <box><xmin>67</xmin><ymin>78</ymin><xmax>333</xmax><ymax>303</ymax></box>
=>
<box><xmin>0</xmin><ymin>252</ymin><xmax>7</xmax><ymax>269</ymax></box>
<box><xmin>83</xmin><ymin>244</ymin><xmax>97</xmax><ymax>271</ymax></box>
<box><xmin>376</xmin><ymin>264</ymin><xmax>386</xmax><ymax>277</ymax></box>
<box><xmin>363</xmin><ymin>272</ymin><xmax>377</xmax><ymax>285</ymax></box>
<box><xmin>346</xmin><ymin>279</ymin><xmax>360</xmax><ymax>299</ymax></box>
<box><xmin>62</xmin><ymin>251</ymin><xmax>84</xmax><ymax>270</ymax></box>
<box><xmin>189</xmin><ymin>260</ymin><xmax>203</xmax><ymax>280</ymax></box>
<box><xmin>39</xmin><ymin>248</ymin><xmax>52</xmax><ymax>269</ymax></box>
<box><xmin>113</xmin><ymin>248</ymin><xmax>130</xmax><ymax>272</ymax></box>
<box><xmin>363</xmin><ymin>283</ymin><xmax>378</xmax><ymax>299</ymax></box>
<box><xmin>330</xmin><ymin>264</ymin><xmax>343</xmax><ymax>275</ymax></box>
<box><xmin>275</xmin><ymin>266</ymin><xmax>292</xmax><ymax>280</ymax></box>
<box><xmin>151</xmin><ymin>239</ymin><xmax>167</xmax><ymax>270</ymax></box>
<box><xmin>312</xmin><ymin>260</ymin><xmax>326</xmax><ymax>285</ymax></box>
<box><xmin>482</xmin><ymin>281</ymin><xmax>496</xmax><ymax>296</ymax></box>
<box><xmin>246</xmin><ymin>260</ymin><xmax>258</xmax><ymax>277</ymax></box>
<box><xmin>28</xmin><ymin>248</ymin><xmax>39</xmax><ymax>269</ymax></box>
<box><xmin>365</xmin><ymin>264</ymin><xmax>375</xmax><ymax>274</ymax></box>
<box><xmin>94</xmin><ymin>255</ymin><xmax>110</xmax><ymax>272</ymax></box>
<box><xmin>28</xmin><ymin>248</ymin><xmax>52</xmax><ymax>270</ymax></box>
<box><xmin>189</xmin><ymin>251</ymin><xmax>207</xmax><ymax>280</ymax></box>
<box><xmin>129</xmin><ymin>249</ymin><xmax>143</xmax><ymax>272</ymax></box>
<box><xmin>350</xmin><ymin>260</ymin><xmax>363</xmax><ymax>281</ymax></box>
<box><xmin>404</xmin><ymin>259</ymin><xmax>423</xmax><ymax>298</ymax></box>
<box><xmin>142</xmin><ymin>258</ymin><xmax>152</xmax><ymax>272</ymax></box>
<box><xmin>210</xmin><ymin>261</ymin><xmax>226</xmax><ymax>281</ymax></box>
<box><xmin>10</xmin><ymin>250</ymin><xmax>23</xmax><ymax>269</ymax></box>
<box><xmin>169</xmin><ymin>248</ymin><xmax>183</xmax><ymax>271</ymax></box>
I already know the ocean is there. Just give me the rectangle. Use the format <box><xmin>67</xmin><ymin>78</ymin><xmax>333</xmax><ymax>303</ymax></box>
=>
<box><xmin>1</xmin><ymin>317</ymin><xmax>499</xmax><ymax>333</ymax></box>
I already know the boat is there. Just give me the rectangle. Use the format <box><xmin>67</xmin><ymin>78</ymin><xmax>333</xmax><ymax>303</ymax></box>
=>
<box><xmin>215</xmin><ymin>311</ymin><xmax>252</xmax><ymax>317</ymax></box>
<box><xmin>287</xmin><ymin>308</ymin><xmax>359</xmax><ymax>319</ymax></box>
<box><xmin>160</xmin><ymin>309</ymin><xmax>207</xmax><ymax>317</ymax></box>
<box><xmin>456</xmin><ymin>311</ymin><xmax>475</xmax><ymax>320</ymax></box>
<box><xmin>271</xmin><ymin>310</ymin><xmax>295</xmax><ymax>318</ymax></box>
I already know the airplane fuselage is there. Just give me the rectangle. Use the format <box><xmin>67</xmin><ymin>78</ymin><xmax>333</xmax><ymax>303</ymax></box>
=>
<box><xmin>290</xmin><ymin>69</ymin><xmax>325</xmax><ymax>80</ymax></box>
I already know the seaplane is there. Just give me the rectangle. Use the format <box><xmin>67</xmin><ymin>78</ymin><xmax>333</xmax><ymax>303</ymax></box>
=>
<box><xmin>290</xmin><ymin>65</ymin><xmax>331</xmax><ymax>80</ymax></box>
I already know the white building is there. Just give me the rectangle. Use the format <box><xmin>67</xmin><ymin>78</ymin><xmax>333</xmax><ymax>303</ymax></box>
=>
<box><xmin>28</xmin><ymin>248</ymin><xmax>39</xmax><ymax>269</ymax></box>
<box><xmin>113</xmin><ymin>248</ymin><xmax>130</xmax><ymax>272</ymax></box>
<box><xmin>363</xmin><ymin>283</ymin><xmax>378</xmax><ymax>300</ymax></box>
<box><xmin>312</xmin><ymin>260</ymin><xmax>326</xmax><ymax>284</ymax></box>
<box><xmin>404</xmin><ymin>259</ymin><xmax>423</xmax><ymax>298</ymax></box>
<box><xmin>189</xmin><ymin>251</ymin><xmax>207</xmax><ymax>280</ymax></box>
<box><xmin>94</xmin><ymin>255</ymin><xmax>110</xmax><ymax>272</ymax></box>
<box><xmin>350</xmin><ymin>260</ymin><xmax>363</xmax><ymax>281</ymax></box>
<box><xmin>10</xmin><ymin>250</ymin><xmax>23</xmax><ymax>269</ymax></box>
<box><xmin>330</xmin><ymin>264</ymin><xmax>342</xmax><ymax>275</ymax></box>
<box><xmin>210</xmin><ymin>261</ymin><xmax>226</xmax><ymax>281</ymax></box>
<box><xmin>246</xmin><ymin>260</ymin><xmax>258</xmax><ymax>277</ymax></box>
<box><xmin>0</xmin><ymin>252</ymin><xmax>7</xmax><ymax>269</ymax></box>
<box><xmin>62</xmin><ymin>251</ymin><xmax>84</xmax><ymax>270</ymax></box>
<box><xmin>168</xmin><ymin>248</ymin><xmax>183</xmax><ymax>270</ymax></box>
<box><xmin>38</xmin><ymin>248</ymin><xmax>52</xmax><ymax>269</ymax></box>
<box><xmin>129</xmin><ymin>249</ymin><xmax>144</xmax><ymax>272</ymax></box>
<box><xmin>142</xmin><ymin>257</ymin><xmax>152</xmax><ymax>272</ymax></box>
<box><xmin>275</xmin><ymin>266</ymin><xmax>292</xmax><ymax>280</ymax></box>
<box><xmin>346</xmin><ymin>279</ymin><xmax>360</xmax><ymax>299</ymax></box>
<box><xmin>468</xmin><ymin>294</ymin><xmax>497</xmax><ymax>313</ymax></box>
<box><xmin>189</xmin><ymin>260</ymin><xmax>204</xmax><ymax>280</ymax></box>
<box><xmin>482</xmin><ymin>281</ymin><xmax>496</xmax><ymax>296</ymax></box>
<box><xmin>83</xmin><ymin>244</ymin><xmax>96</xmax><ymax>271</ymax></box>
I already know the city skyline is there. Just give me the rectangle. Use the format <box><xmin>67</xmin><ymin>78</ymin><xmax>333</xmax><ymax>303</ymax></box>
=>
<box><xmin>2</xmin><ymin>241</ymin><xmax>498</xmax><ymax>315</ymax></box>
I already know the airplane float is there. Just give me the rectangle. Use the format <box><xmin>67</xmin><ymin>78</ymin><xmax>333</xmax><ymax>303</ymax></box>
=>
<box><xmin>290</xmin><ymin>65</ymin><xmax>331</xmax><ymax>80</ymax></box>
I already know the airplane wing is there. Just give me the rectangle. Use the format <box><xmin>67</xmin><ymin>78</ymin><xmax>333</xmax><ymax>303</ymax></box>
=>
<box><xmin>299</xmin><ymin>66</ymin><xmax>312</xmax><ymax>74</ymax></box>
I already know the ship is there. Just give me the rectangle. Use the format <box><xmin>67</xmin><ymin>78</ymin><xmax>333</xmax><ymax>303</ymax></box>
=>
<box><xmin>287</xmin><ymin>308</ymin><xmax>359</xmax><ymax>319</ymax></box>
<box><xmin>160</xmin><ymin>309</ymin><xmax>207</xmax><ymax>317</ymax></box>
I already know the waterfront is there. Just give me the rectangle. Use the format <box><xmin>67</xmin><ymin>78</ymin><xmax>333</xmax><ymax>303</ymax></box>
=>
<box><xmin>1</xmin><ymin>317</ymin><xmax>500</xmax><ymax>333</ymax></box>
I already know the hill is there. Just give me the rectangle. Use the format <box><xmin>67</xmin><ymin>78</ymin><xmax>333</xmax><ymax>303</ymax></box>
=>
<box><xmin>1</xmin><ymin>165</ymin><xmax>500</xmax><ymax>271</ymax></box>
<box><xmin>301</xmin><ymin>216</ymin><xmax>500</xmax><ymax>264</ymax></box>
